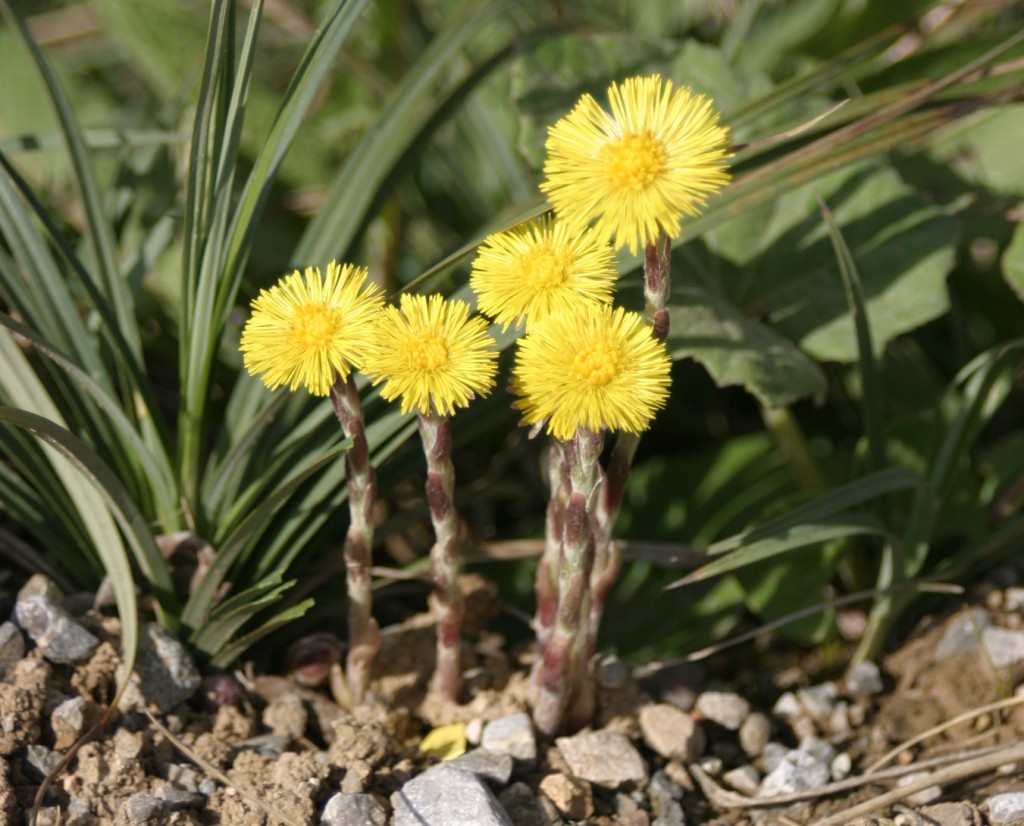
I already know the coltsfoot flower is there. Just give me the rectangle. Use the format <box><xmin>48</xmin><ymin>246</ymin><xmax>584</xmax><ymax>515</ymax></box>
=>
<box><xmin>240</xmin><ymin>261</ymin><xmax>384</xmax><ymax>396</ymax></box>
<box><xmin>364</xmin><ymin>294</ymin><xmax>498</xmax><ymax>416</ymax></box>
<box><xmin>541</xmin><ymin>74</ymin><xmax>731</xmax><ymax>255</ymax></box>
<box><xmin>470</xmin><ymin>215</ymin><xmax>617</xmax><ymax>331</ymax></box>
<box><xmin>513</xmin><ymin>303</ymin><xmax>672</xmax><ymax>441</ymax></box>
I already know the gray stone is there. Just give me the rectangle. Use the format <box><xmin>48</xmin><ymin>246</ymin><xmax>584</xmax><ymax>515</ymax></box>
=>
<box><xmin>696</xmin><ymin>755</ymin><xmax>723</xmax><ymax>776</ymax></box>
<box><xmin>597</xmin><ymin>654</ymin><xmax>631</xmax><ymax>689</ymax></box>
<box><xmin>165</xmin><ymin>763</ymin><xmax>201</xmax><ymax>793</ymax></box>
<box><xmin>917</xmin><ymin>801</ymin><xmax>982</xmax><ymax>826</ymax></box>
<box><xmin>51</xmin><ymin>696</ymin><xmax>92</xmax><ymax>750</ymax></box>
<box><xmin>241</xmin><ymin>733</ymin><xmax>291</xmax><ymax>758</ymax></box>
<box><xmin>738</xmin><ymin>711</ymin><xmax>771</xmax><ymax>758</ymax></box>
<box><xmin>498</xmin><ymin>782</ymin><xmax>551</xmax><ymax>826</ymax></box>
<box><xmin>556</xmin><ymin>730</ymin><xmax>647</xmax><ymax>787</ymax></box>
<box><xmin>758</xmin><ymin>749</ymin><xmax>830</xmax><ymax>797</ymax></box>
<box><xmin>983</xmin><ymin>627</ymin><xmax>1024</xmax><ymax>668</ymax></box>
<box><xmin>694</xmin><ymin>691</ymin><xmax>750</xmax><ymax>730</ymax></box>
<box><xmin>198</xmin><ymin>778</ymin><xmax>217</xmax><ymax>796</ymax></box>
<box><xmin>844</xmin><ymin>661</ymin><xmax>884</xmax><ymax>696</ymax></box>
<box><xmin>448</xmin><ymin>748</ymin><xmax>514</xmax><ymax>786</ymax></box>
<box><xmin>121</xmin><ymin>793</ymin><xmax>166</xmax><ymax>824</ymax></box>
<box><xmin>321</xmin><ymin>792</ymin><xmax>387</xmax><ymax>826</ymax></box>
<box><xmin>124</xmin><ymin>623</ymin><xmax>201</xmax><ymax>712</ymax></box>
<box><xmin>934</xmin><ymin>607</ymin><xmax>990</xmax><ymax>660</ymax></box>
<box><xmin>639</xmin><ymin>703</ymin><xmax>705</xmax><ymax>762</ymax></box>
<box><xmin>988</xmin><ymin>791</ymin><xmax>1024</xmax><ymax>824</ymax></box>
<box><xmin>760</xmin><ymin>742</ymin><xmax>789</xmax><ymax>773</ymax></box>
<box><xmin>154</xmin><ymin>783</ymin><xmax>205</xmax><ymax>811</ymax></box>
<box><xmin>722</xmin><ymin>765</ymin><xmax>759</xmax><ymax>796</ymax></box>
<box><xmin>67</xmin><ymin>796</ymin><xmax>92</xmax><ymax>816</ymax></box>
<box><xmin>0</xmin><ymin>622</ymin><xmax>24</xmax><ymax>679</ymax></box>
<box><xmin>797</xmin><ymin>735</ymin><xmax>835</xmax><ymax>766</ymax></box>
<box><xmin>24</xmin><ymin>744</ymin><xmax>61</xmax><ymax>779</ymax></box>
<box><xmin>392</xmin><ymin>765</ymin><xmax>512</xmax><ymax>826</ymax></box>
<box><xmin>795</xmin><ymin>683</ymin><xmax>838</xmax><ymax>723</ymax></box>
<box><xmin>647</xmin><ymin>770</ymin><xmax>684</xmax><ymax>817</ymax></box>
<box><xmin>481</xmin><ymin>712</ymin><xmax>536</xmax><ymax>766</ymax></box>
<box><xmin>14</xmin><ymin>593</ymin><xmax>99</xmax><ymax>665</ymax></box>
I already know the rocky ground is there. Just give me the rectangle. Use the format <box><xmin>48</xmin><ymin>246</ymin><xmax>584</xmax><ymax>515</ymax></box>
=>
<box><xmin>4</xmin><ymin>569</ymin><xmax>1024</xmax><ymax>826</ymax></box>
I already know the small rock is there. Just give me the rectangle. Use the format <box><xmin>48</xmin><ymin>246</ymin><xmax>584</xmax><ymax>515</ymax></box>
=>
<box><xmin>51</xmin><ymin>696</ymin><xmax>94</xmax><ymax>751</ymax></box>
<box><xmin>240</xmin><ymin>733</ymin><xmax>291</xmax><ymax>759</ymax></box>
<box><xmin>597</xmin><ymin>654</ymin><xmax>631</xmax><ymax>689</ymax></box>
<box><xmin>934</xmin><ymin>607</ymin><xmax>990</xmax><ymax>660</ymax></box>
<box><xmin>694</xmin><ymin>691</ymin><xmax>750</xmax><ymax>730</ymax></box>
<box><xmin>120</xmin><ymin>793</ymin><xmax>165</xmax><ymax>824</ymax></box>
<box><xmin>1004</xmin><ymin>587</ymin><xmax>1024</xmax><ymax>612</ymax></box>
<box><xmin>830</xmin><ymin>752</ymin><xmax>852</xmax><ymax>781</ymax></box>
<box><xmin>540</xmin><ymin>772</ymin><xmax>593</xmax><ymax>819</ymax></box>
<box><xmin>340</xmin><ymin>759</ymin><xmax>372</xmax><ymax>794</ymax></box>
<box><xmin>722</xmin><ymin>765</ymin><xmax>759</xmax><ymax>796</ymax></box>
<box><xmin>556</xmin><ymin>730</ymin><xmax>647</xmax><ymax>787</ymax></box>
<box><xmin>796</xmin><ymin>683</ymin><xmax>838</xmax><ymax>723</ymax></box>
<box><xmin>165</xmin><ymin>764</ymin><xmax>202</xmax><ymax>793</ymax></box>
<box><xmin>982</xmin><ymin>627</ymin><xmax>1024</xmax><ymax>668</ymax></box>
<box><xmin>465</xmin><ymin>718</ymin><xmax>484</xmax><ymax>745</ymax></box>
<box><xmin>123</xmin><ymin>624</ymin><xmax>201</xmax><ymax>712</ymax></box>
<box><xmin>827</xmin><ymin>700</ymin><xmax>851</xmax><ymax>736</ymax></box>
<box><xmin>647</xmin><ymin>770</ymin><xmax>684</xmax><ymax>817</ymax></box>
<box><xmin>844</xmin><ymin>661</ymin><xmax>884</xmax><ymax>696</ymax></box>
<box><xmin>153</xmin><ymin>784</ymin><xmax>205</xmax><ymax>811</ymax></box>
<box><xmin>639</xmin><ymin>703</ymin><xmax>705</xmax><ymax>762</ymax></box>
<box><xmin>448</xmin><ymin>749</ymin><xmax>514</xmax><ymax>786</ymax></box>
<box><xmin>320</xmin><ymin>792</ymin><xmax>387</xmax><ymax>826</ymax></box>
<box><xmin>739</xmin><ymin>712</ymin><xmax>771</xmax><ymax>758</ymax></box>
<box><xmin>798</xmin><ymin>735</ymin><xmax>835</xmax><ymax>766</ymax></box>
<box><xmin>696</xmin><ymin>755</ymin><xmax>723</xmax><ymax>776</ymax></box>
<box><xmin>498</xmin><ymin>782</ymin><xmax>551</xmax><ymax>826</ymax></box>
<box><xmin>24</xmin><ymin>744</ymin><xmax>62</xmax><ymax>779</ymax></box>
<box><xmin>15</xmin><ymin>592</ymin><xmax>99</xmax><ymax>665</ymax></box>
<box><xmin>481</xmin><ymin>712</ymin><xmax>536</xmax><ymax>766</ymax></box>
<box><xmin>987</xmin><ymin>791</ymin><xmax>1024</xmax><ymax>824</ymax></box>
<box><xmin>772</xmin><ymin>691</ymin><xmax>803</xmax><ymax>721</ymax></box>
<box><xmin>758</xmin><ymin>749</ymin><xmax>830</xmax><ymax>797</ymax></box>
<box><xmin>917</xmin><ymin>801</ymin><xmax>982</xmax><ymax>826</ymax></box>
<box><xmin>0</xmin><ymin>622</ymin><xmax>24</xmax><ymax>679</ymax></box>
<box><xmin>761</xmin><ymin>742</ymin><xmax>789</xmax><ymax>773</ymax></box>
<box><xmin>67</xmin><ymin>796</ymin><xmax>92</xmax><ymax>816</ymax></box>
<box><xmin>263</xmin><ymin>692</ymin><xmax>308</xmax><ymax>741</ymax></box>
<box><xmin>392</xmin><ymin>765</ymin><xmax>512</xmax><ymax>826</ymax></box>
<box><xmin>896</xmin><ymin>771</ymin><xmax>941</xmax><ymax>805</ymax></box>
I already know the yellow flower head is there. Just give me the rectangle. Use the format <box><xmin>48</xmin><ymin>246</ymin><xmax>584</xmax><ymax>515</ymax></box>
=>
<box><xmin>240</xmin><ymin>261</ymin><xmax>384</xmax><ymax>397</ymax></box>
<box><xmin>540</xmin><ymin>74</ymin><xmax>732</xmax><ymax>255</ymax></box>
<box><xmin>470</xmin><ymin>215</ymin><xmax>617</xmax><ymax>331</ymax></box>
<box><xmin>364</xmin><ymin>294</ymin><xmax>498</xmax><ymax>417</ymax></box>
<box><xmin>512</xmin><ymin>303</ymin><xmax>672</xmax><ymax>441</ymax></box>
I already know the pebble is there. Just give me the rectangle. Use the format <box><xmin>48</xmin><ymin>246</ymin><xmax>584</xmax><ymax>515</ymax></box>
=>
<box><xmin>986</xmin><ymin>791</ymin><xmax>1024</xmax><ymax>824</ymax></box>
<box><xmin>758</xmin><ymin>748</ymin><xmax>830</xmax><ymax>797</ymax></box>
<box><xmin>539</xmin><ymin>772</ymin><xmax>593</xmax><ymax>819</ymax></box>
<box><xmin>830</xmin><ymin>751</ymin><xmax>852</xmax><ymax>781</ymax></box>
<box><xmin>772</xmin><ymin>691</ymin><xmax>803</xmax><ymax>721</ymax></box>
<box><xmin>798</xmin><ymin>735</ymin><xmax>836</xmax><ymax>766</ymax></box>
<box><xmin>481</xmin><ymin>712</ymin><xmax>536</xmax><ymax>766</ymax></box>
<box><xmin>465</xmin><ymin>718</ymin><xmax>484</xmax><ymax>745</ymax></box>
<box><xmin>761</xmin><ymin>742</ymin><xmax>789</xmax><ymax>773</ymax></box>
<box><xmin>694</xmin><ymin>691</ymin><xmax>750</xmax><ymax>730</ymax></box>
<box><xmin>121</xmin><ymin>793</ymin><xmax>166</xmax><ymax>824</ymax></box>
<box><xmin>153</xmin><ymin>783</ymin><xmax>205</xmax><ymax>811</ymax></box>
<box><xmin>51</xmin><ymin>696</ymin><xmax>93</xmax><ymax>750</ymax></box>
<box><xmin>320</xmin><ymin>792</ymin><xmax>387</xmax><ymax>826</ymax></box>
<box><xmin>1004</xmin><ymin>587</ymin><xmax>1024</xmax><ymax>612</ymax></box>
<box><xmin>556</xmin><ymin>730</ymin><xmax>648</xmax><ymax>787</ymax></box>
<box><xmin>0</xmin><ymin>622</ymin><xmax>24</xmax><ymax>678</ymax></box>
<box><xmin>392</xmin><ymin>765</ymin><xmax>512</xmax><ymax>826</ymax></box>
<box><xmin>165</xmin><ymin>763</ymin><xmax>202</xmax><ymax>793</ymax></box>
<box><xmin>696</xmin><ymin>755</ymin><xmax>723</xmax><ymax>776</ymax></box>
<box><xmin>447</xmin><ymin>749</ymin><xmax>514</xmax><ymax>787</ymax></box>
<box><xmin>982</xmin><ymin>627</ymin><xmax>1024</xmax><ymax>668</ymax></box>
<box><xmin>498</xmin><ymin>782</ymin><xmax>551</xmax><ymax>826</ymax></box>
<box><xmin>24</xmin><ymin>744</ymin><xmax>62</xmax><ymax>779</ymax></box>
<box><xmin>723</xmin><ymin>765</ymin><xmax>759</xmax><ymax>796</ymax></box>
<box><xmin>896</xmin><ymin>771</ymin><xmax>941</xmax><ymax>805</ymax></box>
<box><xmin>597</xmin><ymin>654</ymin><xmax>631</xmax><ymax>689</ymax></box>
<box><xmin>125</xmin><ymin>624</ymin><xmax>201</xmax><ymax>712</ymax></box>
<box><xmin>916</xmin><ymin>801</ymin><xmax>982</xmax><ymax>826</ymax></box>
<box><xmin>638</xmin><ymin>703</ymin><xmax>705</xmax><ymax>762</ymax></box>
<box><xmin>934</xmin><ymin>607</ymin><xmax>990</xmax><ymax>660</ymax></box>
<box><xmin>14</xmin><ymin>591</ymin><xmax>99</xmax><ymax>665</ymax></box>
<box><xmin>845</xmin><ymin>661</ymin><xmax>884</xmax><ymax>696</ymax></box>
<box><xmin>647</xmin><ymin>770</ymin><xmax>684</xmax><ymax>817</ymax></box>
<box><xmin>796</xmin><ymin>683</ymin><xmax>838</xmax><ymax>723</ymax></box>
<box><xmin>739</xmin><ymin>711</ymin><xmax>771</xmax><ymax>758</ymax></box>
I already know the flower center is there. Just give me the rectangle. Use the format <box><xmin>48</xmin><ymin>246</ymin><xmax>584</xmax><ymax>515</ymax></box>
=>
<box><xmin>291</xmin><ymin>304</ymin><xmax>340</xmax><ymax>350</ymax></box>
<box><xmin>409</xmin><ymin>335</ymin><xmax>449</xmax><ymax>372</ymax></box>
<box><xmin>570</xmin><ymin>341</ymin><xmax>620</xmax><ymax>387</ymax></box>
<box><xmin>602</xmin><ymin>131</ymin><xmax>667</xmax><ymax>192</ymax></box>
<box><xmin>516</xmin><ymin>243</ymin><xmax>571</xmax><ymax>292</ymax></box>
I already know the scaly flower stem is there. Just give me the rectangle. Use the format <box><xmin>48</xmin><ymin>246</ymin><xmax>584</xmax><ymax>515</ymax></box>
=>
<box><xmin>330</xmin><ymin>374</ymin><xmax>380</xmax><ymax>706</ymax></box>
<box><xmin>533</xmin><ymin>428</ymin><xmax>604</xmax><ymax>735</ymax></box>
<box><xmin>534</xmin><ymin>440</ymin><xmax>569</xmax><ymax>662</ymax></box>
<box><xmin>418</xmin><ymin>410</ymin><xmax>464</xmax><ymax>701</ymax></box>
<box><xmin>587</xmin><ymin>233</ymin><xmax>673</xmax><ymax>655</ymax></box>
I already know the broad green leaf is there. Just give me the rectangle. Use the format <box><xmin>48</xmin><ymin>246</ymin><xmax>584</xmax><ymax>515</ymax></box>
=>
<box><xmin>1003</xmin><ymin>220</ymin><xmax>1024</xmax><ymax>302</ymax></box>
<box><xmin>667</xmin><ymin>286</ymin><xmax>826</xmax><ymax>407</ymax></box>
<box><xmin>927</xmin><ymin>103</ymin><xmax>1024</xmax><ymax>199</ymax></box>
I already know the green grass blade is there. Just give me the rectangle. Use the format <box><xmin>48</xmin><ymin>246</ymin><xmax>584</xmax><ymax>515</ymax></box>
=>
<box><xmin>209</xmin><ymin>599</ymin><xmax>314</xmax><ymax>669</ymax></box>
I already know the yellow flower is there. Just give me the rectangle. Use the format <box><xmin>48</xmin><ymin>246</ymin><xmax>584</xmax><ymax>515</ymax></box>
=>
<box><xmin>540</xmin><ymin>74</ymin><xmax>731</xmax><ymax>255</ymax></box>
<box><xmin>470</xmin><ymin>215</ymin><xmax>617</xmax><ymax>331</ymax></box>
<box><xmin>364</xmin><ymin>294</ymin><xmax>498</xmax><ymax>416</ymax></box>
<box><xmin>240</xmin><ymin>262</ymin><xmax>384</xmax><ymax>397</ymax></box>
<box><xmin>513</xmin><ymin>303</ymin><xmax>671</xmax><ymax>441</ymax></box>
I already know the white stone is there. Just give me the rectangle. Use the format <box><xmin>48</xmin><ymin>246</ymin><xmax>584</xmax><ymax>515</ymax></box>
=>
<box><xmin>982</xmin><ymin>627</ymin><xmax>1024</xmax><ymax>668</ymax></box>
<box><xmin>758</xmin><ymin>749</ymin><xmax>829</xmax><ymax>798</ymax></box>
<box><xmin>988</xmin><ymin>791</ymin><xmax>1024</xmax><ymax>824</ymax></box>
<box><xmin>481</xmin><ymin>712</ymin><xmax>536</xmax><ymax>765</ymax></box>
<box><xmin>695</xmin><ymin>691</ymin><xmax>750</xmax><ymax>730</ymax></box>
<box><xmin>392</xmin><ymin>766</ymin><xmax>512</xmax><ymax>826</ymax></box>
<box><xmin>638</xmin><ymin>703</ymin><xmax>705</xmax><ymax>762</ymax></box>
<box><xmin>556</xmin><ymin>731</ymin><xmax>647</xmax><ymax>787</ymax></box>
